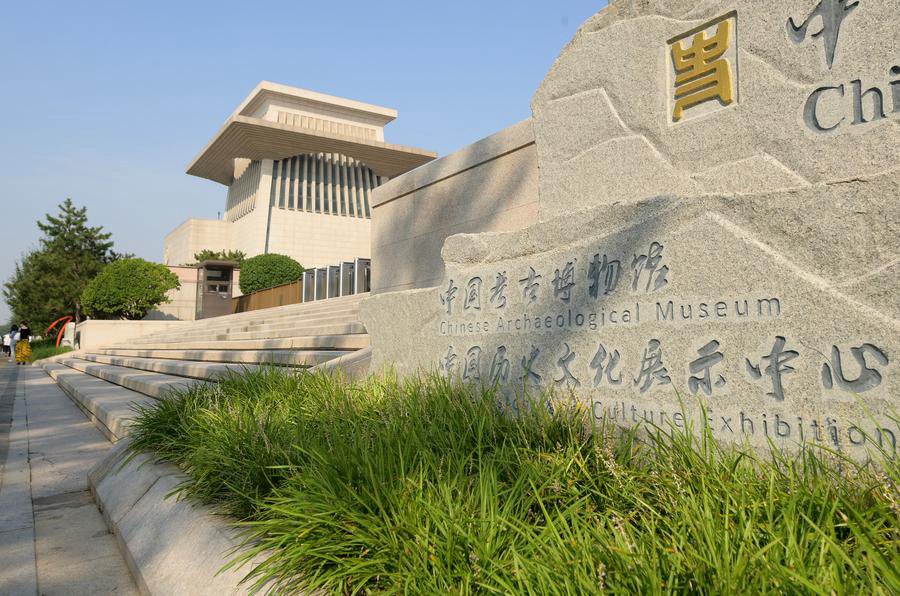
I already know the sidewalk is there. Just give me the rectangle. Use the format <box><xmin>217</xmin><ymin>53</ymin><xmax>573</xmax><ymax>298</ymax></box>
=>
<box><xmin>0</xmin><ymin>362</ymin><xmax>137</xmax><ymax>595</ymax></box>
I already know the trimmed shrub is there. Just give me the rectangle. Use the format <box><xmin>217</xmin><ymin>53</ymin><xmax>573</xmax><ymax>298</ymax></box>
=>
<box><xmin>238</xmin><ymin>253</ymin><xmax>304</xmax><ymax>295</ymax></box>
<box><xmin>192</xmin><ymin>249</ymin><xmax>246</xmax><ymax>264</ymax></box>
<box><xmin>82</xmin><ymin>258</ymin><xmax>180</xmax><ymax>320</ymax></box>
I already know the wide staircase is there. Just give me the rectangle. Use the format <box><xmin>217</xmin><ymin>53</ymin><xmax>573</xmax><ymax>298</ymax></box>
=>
<box><xmin>37</xmin><ymin>293</ymin><xmax>369</xmax><ymax>442</ymax></box>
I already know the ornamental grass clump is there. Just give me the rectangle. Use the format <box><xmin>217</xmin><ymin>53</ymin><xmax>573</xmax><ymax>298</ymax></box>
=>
<box><xmin>129</xmin><ymin>368</ymin><xmax>899</xmax><ymax>595</ymax></box>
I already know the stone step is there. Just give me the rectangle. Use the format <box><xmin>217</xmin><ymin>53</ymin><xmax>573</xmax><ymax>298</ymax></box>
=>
<box><xmin>213</xmin><ymin>322</ymin><xmax>368</xmax><ymax>342</ymax></box>
<box><xmin>242</xmin><ymin>306</ymin><xmax>361</xmax><ymax>327</ymax></box>
<box><xmin>78</xmin><ymin>354</ymin><xmax>260</xmax><ymax>381</ymax></box>
<box><xmin>107</xmin><ymin>334</ymin><xmax>370</xmax><ymax>352</ymax></box>
<box><xmin>104</xmin><ymin>295</ymin><xmax>368</xmax><ymax>348</ymax></box>
<box><xmin>139</xmin><ymin>306</ymin><xmax>362</xmax><ymax>334</ymax></box>
<box><xmin>41</xmin><ymin>362</ymin><xmax>156</xmax><ymax>442</ymax></box>
<box><xmin>131</xmin><ymin>313</ymin><xmax>362</xmax><ymax>341</ymax></box>
<box><xmin>130</xmin><ymin>322</ymin><xmax>368</xmax><ymax>344</ymax></box>
<box><xmin>212</xmin><ymin>311</ymin><xmax>360</xmax><ymax>331</ymax></box>
<box><xmin>57</xmin><ymin>358</ymin><xmax>203</xmax><ymax>399</ymax></box>
<box><xmin>151</xmin><ymin>294</ymin><xmax>366</xmax><ymax>329</ymax></box>
<box><xmin>93</xmin><ymin>348</ymin><xmax>351</xmax><ymax>367</ymax></box>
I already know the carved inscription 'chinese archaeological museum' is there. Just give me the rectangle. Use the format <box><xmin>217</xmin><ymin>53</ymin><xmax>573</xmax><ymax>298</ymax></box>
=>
<box><xmin>361</xmin><ymin>0</ymin><xmax>900</xmax><ymax>461</ymax></box>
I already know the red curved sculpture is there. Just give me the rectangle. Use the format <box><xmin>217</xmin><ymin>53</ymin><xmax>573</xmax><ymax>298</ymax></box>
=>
<box><xmin>46</xmin><ymin>316</ymin><xmax>73</xmax><ymax>349</ymax></box>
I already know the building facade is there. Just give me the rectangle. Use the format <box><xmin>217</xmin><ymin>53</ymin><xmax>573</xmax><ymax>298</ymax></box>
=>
<box><xmin>164</xmin><ymin>81</ymin><xmax>436</xmax><ymax>269</ymax></box>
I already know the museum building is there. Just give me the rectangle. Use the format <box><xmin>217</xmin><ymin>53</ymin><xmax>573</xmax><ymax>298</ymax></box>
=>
<box><xmin>163</xmin><ymin>81</ymin><xmax>436</xmax><ymax>271</ymax></box>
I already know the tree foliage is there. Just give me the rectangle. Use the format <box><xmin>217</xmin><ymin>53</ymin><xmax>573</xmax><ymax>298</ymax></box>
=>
<box><xmin>4</xmin><ymin>198</ymin><xmax>116</xmax><ymax>328</ymax></box>
<box><xmin>82</xmin><ymin>258</ymin><xmax>180</xmax><ymax>320</ymax></box>
<box><xmin>4</xmin><ymin>250</ymin><xmax>71</xmax><ymax>331</ymax></box>
<box><xmin>192</xmin><ymin>249</ymin><xmax>246</xmax><ymax>264</ymax></box>
<box><xmin>238</xmin><ymin>253</ymin><xmax>304</xmax><ymax>295</ymax></box>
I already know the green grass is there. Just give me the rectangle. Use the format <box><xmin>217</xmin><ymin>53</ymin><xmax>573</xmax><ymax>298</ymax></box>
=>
<box><xmin>128</xmin><ymin>368</ymin><xmax>899</xmax><ymax>595</ymax></box>
<box><xmin>28</xmin><ymin>338</ymin><xmax>73</xmax><ymax>362</ymax></box>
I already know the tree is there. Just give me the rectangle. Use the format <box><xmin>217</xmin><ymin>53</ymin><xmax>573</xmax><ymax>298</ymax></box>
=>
<box><xmin>82</xmin><ymin>258</ymin><xmax>180</xmax><ymax>320</ymax></box>
<box><xmin>4</xmin><ymin>199</ymin><xmax>118</xmax><ymax>329</ymax></box>
<box><xmin>3</xmin><ymin>250</ymin><xmax>71</xmax><ymax>331</ymax></box>
<box><xmin>238</xmin><ymin>253</ymin><xmax>304</xmax><ymax>294</ymax></box>
<box><xmin>192</xmin><ymin>249</ymin><xmax>246</xmax><ymax>264</ymax></box>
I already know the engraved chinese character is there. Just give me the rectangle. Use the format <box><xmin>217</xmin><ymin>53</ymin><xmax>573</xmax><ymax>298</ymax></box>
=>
<box><xmin>554</xmin><ymin>343</ymin><xmax>580</xmax><ymax>388</ymax></box>
<box><xmin>519</xmin><ymin>267</ymin><xmax>542</xmax><ymax>306</ymax></box>
<box><xmin>589</xmin><ymin>343</ymin><xmax>624</xmax><ymax>387</ymax></box>
<box><xmin>587</xmin><ymin>253</ymin><xmax>622</xmax><ymax>298</ymax></box>
<box><xmin>520</xmin><ymin>345</ymin><xmax>543</xmax><ymax>389</ymax></box>
<box><xmin>821</xmin><ymin>343</ymin><xmax>889</xmax><ymax>393</ymax></box>
<box><xmin>440</xmin><ymin>346</ymin><xmax>458</xmax><ymax>377</ymax></box>
<box><xmin>464</xmin><ymin>277</ymin><xmax>482</xmax><ymax>311</ymax></box>
<box><xmin>463</xmin><ymin>346</ymin><xmax>482</xmax><ymax>382</ymax></box>
<box><xmin>670</xmin><ymin>17</ymin><xmax>735</xmax><ymax>122</ymax></box>
<box><xmin>746</xmin><ymin>336</ymin><xmax>799</xmax><ymax>402</ymax></box>
<box><xmin>688</xmin><ymin>340</ymin><xmax>727</xmax><ymax>396</ymax></box>
<box><xmin>489</xmin><ymin>272</ymin><xmax>508</xmax><ymax>308</ymax></box>
<box><xmin>440</xmin><ymin>280</ymin><xmax>458</xmax><ymax>315</ymax></box>
<box><xmin>631</xmin><ymin>242</ymin><xmax>669</xmax><ymax>293</ymax></box>
<box><xmin>634</xmin><ymin>339</ymin><xmax>672</xmax><ymax>394</ymax></box>
<box><xmin>788</xmin><ymin>0</ymin><xmax>858</xmax><ymax>70</ymax></box>
<box><xmin>553</xmin><ymin>261</ymin><xmax>576</xmax><ymax>303</ymax></box>
<box><xmin>489</xmin><ymin>345</ymin><xmax>511</xmax><ymax>385</ymax></box>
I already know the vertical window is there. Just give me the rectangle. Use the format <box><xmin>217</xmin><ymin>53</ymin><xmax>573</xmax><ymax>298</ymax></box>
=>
<box><xmin>269</xmin><ymin>160</ymin><xmax>280</xmax><ymax>207</ymax></box>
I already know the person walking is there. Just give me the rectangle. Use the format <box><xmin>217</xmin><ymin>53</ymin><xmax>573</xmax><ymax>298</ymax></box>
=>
<box><xmin>14</xmin><ymin>322</ymin><xmax>31</xmax><ymax>365</ymax></box>
<box><xmin>2</xmin><ymin>331</ymin><xmax>9</xmax><ymax>357</ymax></box>
<box><xmin>8</xmin><ymin>324</ymin><xmax>18</xmax><ymax>363</ymax></box>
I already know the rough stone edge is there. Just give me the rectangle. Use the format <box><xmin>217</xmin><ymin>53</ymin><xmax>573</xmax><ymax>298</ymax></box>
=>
<box><xmin>87</xmin><ymin>441</ymin><xmax>267</xmax><ymax>595</ymax></box>
<box><xmin>35</xmin><ymin>362</ymin><xmax>263</xmax><ymax>594</ymax></box>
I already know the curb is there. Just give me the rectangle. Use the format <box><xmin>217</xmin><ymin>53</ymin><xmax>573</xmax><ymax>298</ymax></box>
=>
<box><xmin>88</xmin><ymin>441</ymin><xmax>264</xmax><ymax>595</ymax></box>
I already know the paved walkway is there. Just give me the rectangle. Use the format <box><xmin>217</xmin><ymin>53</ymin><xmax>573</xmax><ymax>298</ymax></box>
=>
<box><xmin>0</xmin><ymin>362</ymin><xmax>137</xmax><ymax>595</ymax></box>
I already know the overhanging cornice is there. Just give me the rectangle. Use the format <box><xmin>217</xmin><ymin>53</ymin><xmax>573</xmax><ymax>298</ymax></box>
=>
<box><xmin>187</xmin><ymin>116</ymin><xmax>437</xmax><ymax>185</ymax></box>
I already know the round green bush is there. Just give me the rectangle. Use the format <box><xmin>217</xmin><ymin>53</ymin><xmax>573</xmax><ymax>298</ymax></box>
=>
<box><xmin>238</xmin><ymin>253</ymin><xmax>304</xmax><ymax>295</ymax></box>
<box><xmin>82</xmin><ymin>258</ymin><xmax>181</xmax><ymax>320</ymax></box>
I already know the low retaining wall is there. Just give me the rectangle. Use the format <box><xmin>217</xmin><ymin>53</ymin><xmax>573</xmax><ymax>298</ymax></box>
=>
<box><xmin>75</xmin><ymin>320</ymin><xmax>188</xmax><ymax>351</ymax></box>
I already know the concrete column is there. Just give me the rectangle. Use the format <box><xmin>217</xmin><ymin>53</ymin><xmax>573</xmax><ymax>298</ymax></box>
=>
<box><xmin>341</xmin><ymin>155</ymin><xmax>352</xmax><ymax>217</ymax></box>
<box><xmin>293</xmin><ymin>156</ymin><xmax>301</xmax><ymax>210</ymax></box>
<box><xmin>323</xmin><ymin>154</ymin><xmax>332</xmax><ymax>214</ymax></box>
<box><xmin>330</xmin><ymin>154</ymin><xmax>340</xmax><ymax>214</ymax></box>
<box><xmin>349</xmin><ymin>160</ymin><xmax>357</xmax><ymax>217</ymax></box>
<box><xmin>361</xmin><ymin>165</ymin><xmax>372</xmax><ymax>218</ymax></box>
<box><xmin>316</xmin><ymin>153</ymin><xmax>324</xmax><ymax>212</ymax></box>
<box><xmin>310</xmin><ymin>154</ymin><xmax>318</xmax><ymax>212</ymax></box>
<box><xmin>300</xmin><ymin>155</ymin><xmax>309</xmax><ymax>212</ymax></box>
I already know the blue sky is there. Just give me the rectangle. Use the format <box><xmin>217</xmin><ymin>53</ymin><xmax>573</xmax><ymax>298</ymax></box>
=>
<box><xmin>0</xmin><ymin>0</ymin><xmax>606</xmax><ymax>324</ymax></box>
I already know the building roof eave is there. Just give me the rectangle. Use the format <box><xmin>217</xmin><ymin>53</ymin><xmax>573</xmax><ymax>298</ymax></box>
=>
<box><xmin>186</xmin><ymin>116</ymin><xmax>437</xmax><ymax>186</ymax></box>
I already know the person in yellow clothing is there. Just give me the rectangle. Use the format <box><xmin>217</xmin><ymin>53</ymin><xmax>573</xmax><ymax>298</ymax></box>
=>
<box><xmin>15</xmin><ymin>322</ymin><xmax>31</xmax><ymax>365</ymax></box>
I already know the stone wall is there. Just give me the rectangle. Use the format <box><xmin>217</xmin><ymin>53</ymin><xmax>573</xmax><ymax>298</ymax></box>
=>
<box><xmin>162</xmin><ymin>219</ymin><xmax>231</xmax><ymax>267</ymax></box>
<box><xmin>370</xmin><ymin>120</ymin><xmax>539</xmax><ymax>294</ymax></box>
<box><xmin>146</xmin><ymin>266</ymin><xmax>199</xmax><ymax>321</ymax></box>
<box><xmin>265</xmin><ymin>208</ymin><xmax>370</xmax><ymax>270</ymax></box>
<box><xmin>361</xmin><ymin>0</ymin><xmax>900</xmax><ymax>461</ymax></box>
